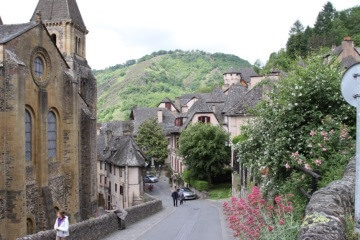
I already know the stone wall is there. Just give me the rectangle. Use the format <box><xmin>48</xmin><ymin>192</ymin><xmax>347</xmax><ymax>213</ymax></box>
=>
<box><xmin>125</xmin><ymin>193</ymin><xmax>162</xmax><ymax>226</ymax></box>
<box><xmin>18</xmin><ymin>194</ymin><xmax>162</xmax><ymax>240</ymax></box>
<box><xmin>298</xmin><ymin>158</ymin><xmax>355</xmax><ymax>240</ymax></box>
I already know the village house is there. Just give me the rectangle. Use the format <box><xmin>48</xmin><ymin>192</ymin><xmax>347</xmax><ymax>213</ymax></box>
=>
<box><xmin>97</xmin><ymin>121</ymin><xmax>146</xmax><ymax>210</ymax></box>
<box><xmin>0</xmin><ymin>0</ymin><xmax>97</xmax><ymax>239</ymax></box>
<box><xmin>324</xmin><ymin>37</ymin><xmax>360</xmax><ymax>68</ymax></box>
<box><xmin>130</xmin><ymin>68</ymin><xmax>280</xmax><ymax>194</ymax></box>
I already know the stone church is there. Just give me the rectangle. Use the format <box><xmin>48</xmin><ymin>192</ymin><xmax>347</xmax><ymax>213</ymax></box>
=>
<box><xmin>0</xmin><ymin>0</ymin><xmax>97</xmax><ymax>239</ymax></box>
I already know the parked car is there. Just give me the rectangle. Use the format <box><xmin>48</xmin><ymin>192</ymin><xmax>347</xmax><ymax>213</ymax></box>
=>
<box><xmin>178</xmin><ymin>187</ymin><xmax>196</xmax><ymax>200</ymax></box>
<box><xmin>144</xmin><ymin>175</ymin><xmax>158</xmax><ymax>183</ymax></box>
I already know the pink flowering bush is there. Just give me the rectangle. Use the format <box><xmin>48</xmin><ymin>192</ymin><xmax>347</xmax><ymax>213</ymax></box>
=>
<box><xmin>223</xmin><ymin>186</ymin><xmax>299</xmax><ymax>240</ymax></box>
<box><xmin>286</xmin><ymin>117</ymin><xmax>354</xmax><ymax>187</ymax></box>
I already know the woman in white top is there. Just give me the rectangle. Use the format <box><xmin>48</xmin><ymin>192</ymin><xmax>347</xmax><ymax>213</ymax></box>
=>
<box><xmin>54</xmin><ymin>211</ymin><xmax>70</xmax><ymax>240</ymax></box>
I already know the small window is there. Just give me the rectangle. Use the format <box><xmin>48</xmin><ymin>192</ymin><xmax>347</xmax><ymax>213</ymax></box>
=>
<box><xmin>115</xmin><ymin>184</ymin><xmax>118</xmax><ymax>192</ymax></box>
<box><xmin>114</xmin><ymin>167</ymin><xmax>116</xmax><ymax>176</ymax></box>
<box><xmin>48</xmin><ymin>112</ymin><xmax>57</xmax><ymax>158</ymax></box>
<box><xmin>99</xmin><ymin>175</ymin><xmax>102</xmax><ymax>184</ymax></box>
<box><xmin>165</xmin><ymin>102</ymin><xmax>171</xmax><ymax>110</ymax></box>
<box><xmin>26</xmin><ymin>218</ymin><xmax>34</xmax><ymax>235</ymax></box>
<box><xmin>119</xmin><ymin>168</ymin><xmax>122</xmax><ymax>177</ymax></box>
<box><xmin>175</xmin><ymin>118</ymin><xmax>183</xmax><ymax>127</ymax></box>
<box><xmin>51</xmin><ymin>34</ymin><xmax>57</xmax><ymax>45</ymax></box>
<box><xmin>105</xmin><ymin>163</ymin><xmax>107</xmax><ymax>171</ymax></box>
<box><xmin>198</xmin><ymin>116</ymin><xmax>210</xmax><ymax>123</ymax></box>
<box><xmin>120</xmin><ymin>186</ymin><xmax>123</xmax><ymax>195</ymax></box>
<box><xmin>100</xmin><ymin>162</ymin><xmax>102</xmax><ymax>170</ymax></box>
<box><xmin>105</xmin><ymin>177</ymin><xmax>107</xmax><ymax>185</ymax></box>
<box><xmin>25</xmin><ymin>110</ymin><xmax>32</xmax><ymax>161</ymax></box>
<box><xmin>34</xmin><ymin>57</ymin><xmax>44</xmax><ymax>78</ymax></box>
<box><xmin>109</xmin><ymin>164</ymin><xmax>112</xmax><ymax>173</ymax></box>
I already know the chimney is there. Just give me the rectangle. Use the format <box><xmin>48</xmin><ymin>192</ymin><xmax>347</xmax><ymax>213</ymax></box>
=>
<box><xmin>157</xmin><ymin>109</ymin><xmax>163</xmax><ymax>123</ymax></box>
<box><xmin>342</xmin><ymin>36</ymin><xmax>354</xmax><ymax>53</ymax></box>
<box><xmin>0</xmin><ymin>16</ymin><xmax>3</xmax><ymax>25</ymax></box>
<box><xmin>212</xmin><ymin>105</ymin><xmax>216</xmax><ymax>113</ymax></box>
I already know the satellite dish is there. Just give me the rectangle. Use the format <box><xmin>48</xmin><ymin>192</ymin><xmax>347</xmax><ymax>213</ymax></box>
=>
<box><xmin>341</xmin><ymin>63</ymin><xmax>360</xmax><ymax>107</ymax></box>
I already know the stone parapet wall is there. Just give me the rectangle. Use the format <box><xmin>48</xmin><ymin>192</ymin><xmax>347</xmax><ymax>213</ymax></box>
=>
<box><xmin>298</xmin><ymin>158</ymin><xmax>355</xmax><ymax>240</ymax></box>
<box><xmin>18</xmin><ymin>194</ymin><xmax>162</xmax><ymax>240</ymax></box>
<box><xmin>125</xmin><ymin>193</ymin><xmax>162</xmax><ymax>226</ymax></box>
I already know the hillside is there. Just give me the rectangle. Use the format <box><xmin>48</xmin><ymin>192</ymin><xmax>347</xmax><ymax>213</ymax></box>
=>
<box><xmin>95</xmin><ymin>50</ymin><xmax>252</xmax><ymax>122</ymax></box>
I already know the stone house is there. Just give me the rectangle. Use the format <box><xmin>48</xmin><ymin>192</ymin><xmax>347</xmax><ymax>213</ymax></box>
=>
<box><xmin>130</xmin><ymin>68</ymin><xmax>279</xmax><ymax>192</ymax></box>
<box><xmin>324</xmin><ymin>37</ymin><xmax>360</xmax><ymax>68</ymax></box>
<box><xmin>97</xmin><ymin>122</ymin><xmax>146</xmax><ymax>210</ymax></box>
<box><xmin>0</xmin><ymin>0</ymin><xmax>97</xmax><ymax>239</ymax></box>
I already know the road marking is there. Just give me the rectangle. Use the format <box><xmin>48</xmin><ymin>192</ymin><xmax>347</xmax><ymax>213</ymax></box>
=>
<box><xmin>173</xmin><ymin>208</ymin><xmax>200</xmax><ymax>240</ymax></box>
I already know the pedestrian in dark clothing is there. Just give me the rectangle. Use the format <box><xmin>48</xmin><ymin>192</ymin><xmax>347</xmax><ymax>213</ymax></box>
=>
<box><xmin>171</xmin><ymin>189</ymin><xmax>179</xmax><ymax>207</ymax></box>
<box><xmin>179</xmin><ymin>190</ymin><xmax>185</xmax><ymax>205</ymax></box>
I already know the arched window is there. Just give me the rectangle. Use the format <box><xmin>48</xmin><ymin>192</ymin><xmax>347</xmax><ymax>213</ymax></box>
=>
<box><xmin>48</xmin><ymin>111</ymin><xmax>57</xmax><ymax>158</ymax></box>
<box><xmin>25</xmin><ymin>110</ymin><xmax>32</xmax><ymax>161</ymax></box>
<box><xmin>26</xmin><ymin>218</ymin><xmax>34</xmax><ymax>235</ymax></box>
<box><xmin>34</xmin><ymin>57</ymin><xmax>44</xmax><ymax>78</ymax></box>
<box><xmin>51</xmin><ymin>34</ymin><xmax>57</xmax><ymax>45</ymax></box>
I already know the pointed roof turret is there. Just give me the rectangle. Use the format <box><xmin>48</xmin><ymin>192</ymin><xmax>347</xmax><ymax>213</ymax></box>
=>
<box><xmin>30</xmin><ymin>0</ymin><xmax>87</xmax><ymax>33</ymax></box>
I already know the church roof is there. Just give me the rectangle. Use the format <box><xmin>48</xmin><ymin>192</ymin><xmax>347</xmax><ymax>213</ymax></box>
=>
<box><xmin>30</xmin><ymin>0</ymin><xmax>87</xmax><ymax>33</ymax></box>
<box><xmin>0</xmin><ymin>22</ymin><xmax>38</xmax><ymax>44</ymax></box>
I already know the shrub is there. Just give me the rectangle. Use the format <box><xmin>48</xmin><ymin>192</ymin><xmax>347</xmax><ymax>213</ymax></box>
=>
<box><xmin>223</xmin><ymin>186</ymin><xmax>300</xmax><ymax>240</ymax></box>
<box><xmin>192</xmin><ymin>180</ymin><xmax>210</xmax><ymax>192</ymax></box>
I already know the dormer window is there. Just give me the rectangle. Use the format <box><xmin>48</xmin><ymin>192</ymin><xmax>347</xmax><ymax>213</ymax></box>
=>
<box><xmin>198</xmin><ymin>116</ymin><xmax>210</xmax><ymax>123</ymax></box>
<box><xmin>175</xmin><ymin>118</ymin><xmax>183</xmax><ymax>127</ymax></box>
<box><xmin>165</xmin><ymin>102</ymin><xmax>171</xmax><ymax>110</ymax></box>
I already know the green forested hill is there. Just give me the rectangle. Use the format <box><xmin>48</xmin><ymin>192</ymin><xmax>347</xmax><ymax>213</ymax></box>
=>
<box><xmin>95</xmin><ymin>50</ymin><xmax>252</xmax><ymax>121</ymax></box>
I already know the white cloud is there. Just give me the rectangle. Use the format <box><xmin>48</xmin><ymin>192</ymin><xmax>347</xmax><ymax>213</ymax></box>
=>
<box><xmin>1</xmin><ymin>0</ymin><xmax>359</xmax><ymax>69</ymax></box>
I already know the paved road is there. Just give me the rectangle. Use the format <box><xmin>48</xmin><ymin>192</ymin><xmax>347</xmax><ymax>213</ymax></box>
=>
<box><xmin>103</xmin><ymin>173</ymin><xmax>235</xmax><ymax>240</ymax></box>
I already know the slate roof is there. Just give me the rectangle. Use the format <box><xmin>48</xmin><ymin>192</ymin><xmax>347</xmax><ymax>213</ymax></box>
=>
<box><xmin>181</xmin><ymin>98</ymin><xmax>215</xmax><ymax>129</ymax></box>
<box><xmin>104</xmin><ymin>136</ymin><xmax>146</xmax><ymax>167</ymax></box>
<box><xmin>208</xmin><ymin>86</ymin><xmax>226</xmax><ymax>103</ymax></box>
<box><xmin>224</xmin><ymin>84</ymin><xmax>263</xmax><ymax>116</ymax></box>
<box><xmin>160</xmin><ymin>97</ymin><xmax>173</xmax><ymax>103</ymax></box>
<box><xmin>0</xmin><ymin>22</ymin><xmax>38</xmax><ymax>44</ymax></box>
<box><xmin>222</xmin><ymin>85</ymin><xmax>248</xmax><ymax>113</ymax></box>
<box><xmin>131</xmin><ymin>107</ymin><xmax>178</xmax><ymax>135</ymax></box>
<box><xmin>341</xmin><ymin>56</ymin><xmax>358</xmax><ymax>69</ymax></box>
<box><xmin>224</xmin><ymin>67</ymin><xmax>258</xmax><ymax>83</ymax></box>
<box><xmin>31</xmin><ymin>0</ymin><xmax>87</xmax><ymax>32</ymax></box>
<box><xmin>331</xmin><ymin>46</ymin><xmax>343</xmax><ymax>55</ymax></box>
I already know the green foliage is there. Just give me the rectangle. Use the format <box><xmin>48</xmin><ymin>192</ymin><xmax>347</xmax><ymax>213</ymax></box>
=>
<box><xmin>192</xmin><ymin>180</ymin><xmax>210</xmax><ymax>192</ymax></box>
<box><xmin>284</xmin><ymin>3</ymin><xmax>360</xmax><ymax>59</ymax></box>
<box><xmin>208</xmin><ymin>183</ymin><xmax>232</xmax><ymax>200</ymax></box>
<box><xmin>95</xmin><ymin>50</ymin><xmax>252</xmax><ymax>121</ymax></box>
<box><xmin>235</xmin><ymin>55</ymin><xmax>355</xmax><ymax>215</ymax></box>
<box><xmin>134</xmin><ymin>118</ymin><xmax>169</xmax><ymax>164</ymax></box>
<box><xmin>178</xmin><ymin>123</ymin><xmax>230</xmax><ymax>183</ymax></box>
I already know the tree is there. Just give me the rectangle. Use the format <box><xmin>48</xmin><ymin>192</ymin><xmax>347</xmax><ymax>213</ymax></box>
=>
<box><xmin>289</xmin><ymin>20</ymin><xmax>304</xmax><ymax>35</ymax></box>
<box><xmin>178</xmin><ymin>123</ymin><xmax>230</xmax><ymax>183</ymax></box>
<box><xmin>134</xmin><ymin>118</ymin><xmax>168</xmax><ymax>165</ymax></box>
<box><xmin>253</xmin><ymin>59</ymin><xmax>263</xmax><ymax>74</ymax></box>
<box><xmin>314</xmin><ymin>2</ymin><xmax>336</xmax><ymax>34</ymax></box>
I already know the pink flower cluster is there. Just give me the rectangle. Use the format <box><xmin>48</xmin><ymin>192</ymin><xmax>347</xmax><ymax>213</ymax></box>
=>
<box><xmin>223</xmin><ymin>187</ymin><xmax>294</xmax><ymax>239</ymax></box>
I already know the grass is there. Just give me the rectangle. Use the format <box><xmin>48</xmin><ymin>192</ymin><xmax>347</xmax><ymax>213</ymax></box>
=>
<box><xmin>208</xmin><ymin>183</ymin><xmax>232</xmax><ymax>200</ymax></box>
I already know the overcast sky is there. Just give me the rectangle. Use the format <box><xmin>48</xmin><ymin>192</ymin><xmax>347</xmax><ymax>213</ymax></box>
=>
<box><xmin>1</xmin><ymin>0</ymin><xmax>359</xmax><ymax>69</ymax></box>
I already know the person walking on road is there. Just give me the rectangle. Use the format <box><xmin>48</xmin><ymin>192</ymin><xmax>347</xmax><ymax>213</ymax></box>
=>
<box><xmin>179</xmin><ymin>189</ymin><xmax>185</xmax><ymax>205</ymax></box>
<box><xmin>171</xmin><ymin>188</ymin><xmax>179</xmax><ymax>207</ymax></box>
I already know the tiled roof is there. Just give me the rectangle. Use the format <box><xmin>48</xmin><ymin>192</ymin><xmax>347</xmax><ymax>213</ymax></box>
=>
<box><xmin>208</xmin><ymin>86</ymin><xmax>226</xmax><ymax>103</ymax></box>
<box><xmin>160</xmin><ymin>97</ymin><xmax>173</xmax><ymax>103</ymax></box>
<box><xmin>0</xmin><ymin>22</ymin><xmax>38</xmax><ymax>44</ymax></box>
<box><xmin>224</xmin><ymin>67</ymin><xmax>258</xmax><ymax>83</ymax></box>
<box><xmin>222</xmin><ymin>85</ymin><xmax>248</xmax><ymax>113</ymax></box>
<box><xmin>31</xmin><ymin>0</ymin><xmax>87</xmax><ymax>32</ymax></box>
<box><xmin>104</xmin><ymin>136</ymin><xmax>146</xmax><ymax>167</ymax></box>
<box><xmin>224</xmin><ymin>85</ymin><xmax>263</xmax><ymax>116</ymax></box>
<box><xmin>341</xmin><ymin>56</ymin><xmax>358</xmax><ymax>69</ymax></box>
